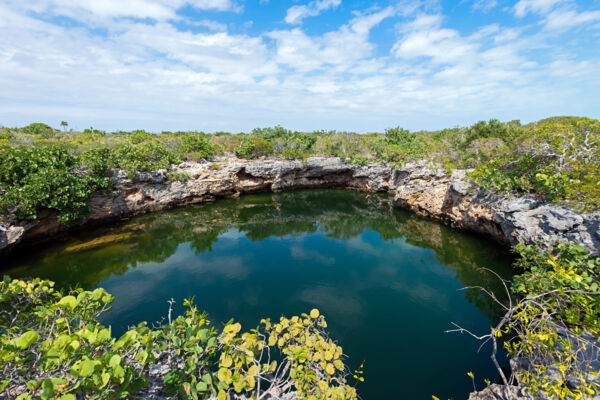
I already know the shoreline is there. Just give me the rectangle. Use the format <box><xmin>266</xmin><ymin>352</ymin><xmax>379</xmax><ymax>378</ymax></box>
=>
<box><xmin>1</xmin><ymin>157</ymin><xmax>599</xmax><ymax>256</ymax></box>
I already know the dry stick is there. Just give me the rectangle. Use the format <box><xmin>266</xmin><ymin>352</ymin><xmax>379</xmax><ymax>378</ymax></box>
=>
<box><xmin>167</xmin><ymin>298</ymin><xmax>175</xmax><ymax>325</ymax></box>
<box><xmin>446</xmin><ymin>267</ymin><xmax>517</xmax><ymax>399</ymax></box>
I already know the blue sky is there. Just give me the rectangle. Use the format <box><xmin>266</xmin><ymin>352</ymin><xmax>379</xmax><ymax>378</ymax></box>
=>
<box><xmin>0</xmin><ymin>0</ymin><xmax>599</xmax><ymax>132</ymax></box>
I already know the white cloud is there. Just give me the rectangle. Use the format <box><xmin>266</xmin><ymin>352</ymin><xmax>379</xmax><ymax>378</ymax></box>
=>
<box><xmin>544</xmin><ymin>8</ymin><xmax>600</xmax><ymax>30</ymax></box>
<box><xmin>8</xmin><ymin>0</ymin><xmax>240</xmax><ymax>21</ymax></box>
<box><xmin>189</xmin><ymin>19</ymin><xmax>228</xmax><ymax>31</ymax></box>
<box><xmin>271</xmin><ymin>7</ymin><xmax>394</xmax><ymax>72</ymax></box>
<box><xmin>392</xmin><ymin>14</ymin><xmax>477</xmax><ymax>64</ymax></box>
<box><xmin>0</xmin><ymin>0</ymin><xmax>598</xmax><ymax>132</ymax></box>
<box><xmin>472</xmin><ymin>0</ymin><xmax>498</xmax><ymax>12</ymax></box>
<box><xmin>285</xmin><ymin>0</ymin><xmax>341</xmax><ymax>25</ymax></box>
<box><xmin>513</xmin><ymin>0</ymin><xmax>563</xmax><ymax>17</ymax></box>
<box><xmin>549</xmin><ymin>59</ymin><xmax>599</xmax><ymax>77</ymax></box>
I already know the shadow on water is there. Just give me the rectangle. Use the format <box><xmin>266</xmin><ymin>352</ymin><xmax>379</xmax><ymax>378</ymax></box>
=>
<box><xmin>3</xmin><ymin>189</ymin><xmax>516</xmax><ymax>400</ymax></box>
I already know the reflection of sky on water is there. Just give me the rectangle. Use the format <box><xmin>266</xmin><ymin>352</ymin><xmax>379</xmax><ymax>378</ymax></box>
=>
<box><xmin>3</xmin><ymin>190</ymin><xmax>516</xmax><ymax>400</ymax></box>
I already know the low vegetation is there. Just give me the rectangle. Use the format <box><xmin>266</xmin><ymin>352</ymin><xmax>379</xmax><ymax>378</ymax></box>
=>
<box><xmin>450</xmin><ymin>243</ymin><xmax>600</xmax><ymax>399</ymax></box>
<box><xmin>1</xmin><ymin>116</ymin><xmax>598</xmax><ymax>226</ymax></box>
<box><xmin>1</xmin><ymin>117</ymin><xmax>599</xmax><ymax>399</ymax></box>
<box><xmin>0</xmin><ymin>276</ymin><xmax>360</xmax><ymax>400</ymax></box>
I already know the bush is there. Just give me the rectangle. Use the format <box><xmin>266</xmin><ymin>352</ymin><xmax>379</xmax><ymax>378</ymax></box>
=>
<box><xmin>0</xmin><ymin>145</ymin><xmax>110</xmax><ymax>225</ymax></box>
<box><xmin>470</xmin><ymin>155</ymin><xmax>575</xmax><ymax>200</ymax></box>
<box><xmin>0</xmin><ymin>276</ymin><xmax>361</xmax><ymax>400</ymax></box>
<box><xmin>251</xmin><ymin>125</ymin><xmax>293</xmax><ymax>141</ymax></box>
<box><xmin>460</xmin><ymin>119</ymin><xmax>513</xmax><ymax>150</ymax></box>
<box><xmin>114</xmin><ymin>142</ymin><xmax>180</xmax><ymax>174</ymax></box>
<box><xmin>451</xmin><ymin>244</ymin><xmax>600</xmax><ymax>399</ymax></box>
<box><xmin>471</xmin><ymin>117</ymin><xmax>599</xmax><ymax>209</ymax></box>
<box><xmin>274</xmin><ymin>133</ymin><xmax>318</xmax><ymax>160</ymax></box>
<box><xmin>179</xmin><ymin>133</ymin><xmax>214</xmax><ymax>160</ymax></box>
<box><xmin>313</xmin><ymin>132</ymin><xmax>374</xmax><ymax>160</ymax></box>
<box><xmin>234</xmin><ymin>137</ymin><xmax>274</xmax><ymax>159</ymax></box>
<box><xmin>506</xmin><ymin>244</ymin><xmax>600</xmax><ymax>398</ymax></box>
<box><xmin>349</xmin><ymin>152</ymin><xmax>369</xmax><ymax>166</ymax></box>
<box><xmin>21</xmin><ymin>123</ymin><xmax>55</xmax><ymax>138</ymax></box>
<box><xmin>0</xmin><ymin>127</ymin><xmax>14</xmax><ymax>140</ymax></box>
<box><xmin>80</xmin><ymin>147</ymin><xmax>115</xmax><ymax>176</ymax></box>
<box><xmin>379</xmin><ymin>127</ymin><xmax>425</xmax><ymax>162</ymax></box>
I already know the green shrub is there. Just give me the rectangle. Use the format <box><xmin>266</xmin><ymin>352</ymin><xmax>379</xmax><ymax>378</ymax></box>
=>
<box><xmin>80</xmin><ymin>147</ymin><xmax>115</xmax><ymax>176</ymax></box>
<box><xmin>471</xmin><ymin>117</ymin><xmax>599</xmax><ymax>209</ymax></box>
<box><xmin>234</xmin><ymin>137</ymin><xmax>274</xmax><ymax>159</ymax></box>
<box><xmin>452</xmin><ymin>244</ymin><xmax>600</xmax><ymax>400</ymax></box>
<box><xmin>114</xmin><ymin>142</ymin><xmax>180</xmax><ymax>173</ymax></box>
<box><xmin>0</xmin><ymin>127</ymin><xmax>14</xmax><ymax>140</ymax></box>
<box><xmin>313</xmin><ymin>132</ymin><xmax>374</xmax><ymax>160</ymax></box>
<box><xmin>166</xmin><ymin>171</ymin><xmax>191</xmax><ymax>182</ymax></box>
<box><xmin>349</xmin><ymin>152</ymin><xmax>369</xmax><ymax>166</ymax></box>
<box><xmin>21</xmin><ymin>123</ymin><xmax>55</xmax><ymax>138</ymax></box>
<box><xmin>179</xmin><ymin>134</ymin><xmax>214</xmax><ymax>160</ymax></box>
<box><xmin>378</xmin><ymin>127</ymin><xmax>425</xmax><ymax>162</ymax></box>
<box><xmin>470</xmin><ymin>155</ymin><xmax>575</xmax><ymax>200</ymax></box>
<box><xmin>460</xmin><ymin>119</ymin><xmax>513</xmax><ymax>150</ymax></box>
<box><xmin>0</xmin><ymin>145</ymin><xmax>110</xmax><ymax>225</ymax></box>
<box><xmin>377</xmin><ymin>144</ymin><xmax>409</xmax><ymax>166</ymax></box>
<box><xmin>505</xmin><ymin>244</ymin><xmax>600</xmax><ymax>398</ymax></box>
<box><xmin>251</xmin><ymin>125</ymin><xmax>292</xmax><ymax>141</ymax></box>
<box><xmin>0</xmin><ymin>276</ymin><xmax>361</xmax><ymax>400</ymax></box>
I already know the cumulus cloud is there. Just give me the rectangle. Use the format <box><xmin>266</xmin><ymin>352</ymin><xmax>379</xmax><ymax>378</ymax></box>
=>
<box><xmin>285</xmin><ymin>0</ymin><xmax>341</xmax><ymax>25</ymax></box>
<box><xmin>0</xmin><ymin>0</ymin><xmax>598</xmax><ymax>132</ymax></box>
<box><xmin>392</xmin><ymin>14</ymin><xmax>477</xmax><ymax>64</ymax></box>
<box><xmin>271</xmin><ymin>7</ymin><xmax>394</xmax><ymax>72</ymax></box>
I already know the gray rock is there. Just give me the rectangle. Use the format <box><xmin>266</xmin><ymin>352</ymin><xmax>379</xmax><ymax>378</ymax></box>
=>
<box><xmin>2</xmin><ymin>158</ymin><xmax>599</xmax><ymax>256</ymax></box>
<box><xmin>503</xmin><ymin>198</ymin><xmax>539</xmax><ymax>213</ymax></box>
<box><xmin>451</xmin><ymin>180</ymin><xmax>471</xmax><ymax>196</ymax></box>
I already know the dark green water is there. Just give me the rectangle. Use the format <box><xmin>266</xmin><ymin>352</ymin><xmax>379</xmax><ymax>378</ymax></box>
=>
<box><xmin>3</xmin><ymin>190</ymin><xmax>515</xmax><ymax>399</ymax></box>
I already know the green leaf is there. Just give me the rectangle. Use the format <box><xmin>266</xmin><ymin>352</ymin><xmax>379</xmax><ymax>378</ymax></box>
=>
<box><xmin>198</xmin><ymin>329</ymin><xmax>209</xmax><ymax>341</ymax></box>
<box><xmin>207</xmin><ymin>336</ymin><xmax>218</xmax><ymax>348</ymax></box>
<box><xmin>40</xmin><ymin>379</ymin><xmax>57</xmax><ymax>399</ymax></box>
<box><xmin>76</xmin><ymin>359</ymin><xmax>97</xmax><ymax>377</ymax></box>
<box><xmin>15</xmin><ymin>331</ymin><xmax>39</xmax><ymax>349</ymax></box>
<box><xmin>109</xmin><ymin>354</ymin><xmax>121</xmax><ymax>368</ymax></box>
<box><xmin>201</xmin><ymin>374</ymin><xmax>213</xmax><ymax>385</ymax></box>
<box><xmin>57</xmin><ymin>295</ymin><xmax>78</xmax><ymax>309</ymax></box>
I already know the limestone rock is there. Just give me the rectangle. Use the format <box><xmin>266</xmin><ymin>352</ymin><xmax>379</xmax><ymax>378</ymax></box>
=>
<box><xmin>1</xmin><ymin>157</ymin><xmax>599</xmax><ymax>256</ymax></box>
<box><xmin>468</xmin><ymin>384</ymin><xmax>525</xmax><ymax>400</ymax></box>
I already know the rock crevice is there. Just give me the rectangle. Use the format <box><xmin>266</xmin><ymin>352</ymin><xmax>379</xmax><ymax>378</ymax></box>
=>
<box><xmin>1</xmin><ymin>157</ymin><xmax>598</xmax><ymax>256</ymax></box>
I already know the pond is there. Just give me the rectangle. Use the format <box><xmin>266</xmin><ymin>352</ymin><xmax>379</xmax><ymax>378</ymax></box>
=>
<box><xmin>3</xmin><ymin>189</ymin><xmax>516</xmax><ymax>399</ymax></box>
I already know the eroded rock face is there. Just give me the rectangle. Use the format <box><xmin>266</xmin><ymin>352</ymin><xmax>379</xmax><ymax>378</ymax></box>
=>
<box><xmin>0</xmin><ymin>158</ymin><xmax>393</xmax><ymax>253</ymax></box>
<box><xmin>392</xmin><ymin>163</ymin><xmax>600</xmax><ymax>255</ymax></box>
<box><xmin>467</xmin><ymin>384</ymin><xmax>525</xmax><ymax>400</ymax></box>
<box><xmin>1</xmin><ymin>157</ymin><xmax>599</xmax><ymax>256</ymax></box>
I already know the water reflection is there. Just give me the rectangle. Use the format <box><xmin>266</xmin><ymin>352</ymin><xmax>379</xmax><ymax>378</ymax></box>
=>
<box><xmin>3</xmin><ymin>189</ymin><xmax>515</xmax><ymax>400</ymax></box>
<box><xmin>5</xmin><ymin>190</ymin><xmax>512</xmax><ymax>318</ymax></box>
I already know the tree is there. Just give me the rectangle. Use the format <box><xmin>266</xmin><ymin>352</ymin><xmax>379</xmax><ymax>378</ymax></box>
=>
<box><xmin>60</xmin><ymin>121</ymin><xmax>68</xmax><ymax>132</ymax></box>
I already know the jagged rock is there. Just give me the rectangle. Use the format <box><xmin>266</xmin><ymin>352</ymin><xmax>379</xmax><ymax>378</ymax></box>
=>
<box><xmin>468</xmin><ymin>384</ymin><xmax>525</xmax><ymax>400</ymax></box>
<box><xmin>0</xmin><ymin>225</ymin><xmax>25</xmax><ymax>250</ymax></box>
<box><xmin>392</xmin><ymin>164</ymin><xmax>599</xmax><ymax>256</ymax></box>
<box><xmin>1</xmin><ymin>157</ymin><xmax>599</xmax><ymax>256</ymax></box>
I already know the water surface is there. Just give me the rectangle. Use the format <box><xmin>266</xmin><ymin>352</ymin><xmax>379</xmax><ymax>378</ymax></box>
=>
<box><xmin>3</xmin><ymin>190</ymin><xmax>515</xmax><ymax>399</ymax></box>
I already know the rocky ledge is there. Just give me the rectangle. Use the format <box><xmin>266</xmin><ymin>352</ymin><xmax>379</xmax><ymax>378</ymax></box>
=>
<box><xmin>1</xmin><ymin>157</ymin><xmax>599</xmax><ymax>256</ymax></box>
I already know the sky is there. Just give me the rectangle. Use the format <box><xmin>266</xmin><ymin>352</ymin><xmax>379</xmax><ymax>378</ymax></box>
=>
<box><xmin>0</xmin><ymin>0</ymin><xmax>599</xmax><ymax>133</ymax></box>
